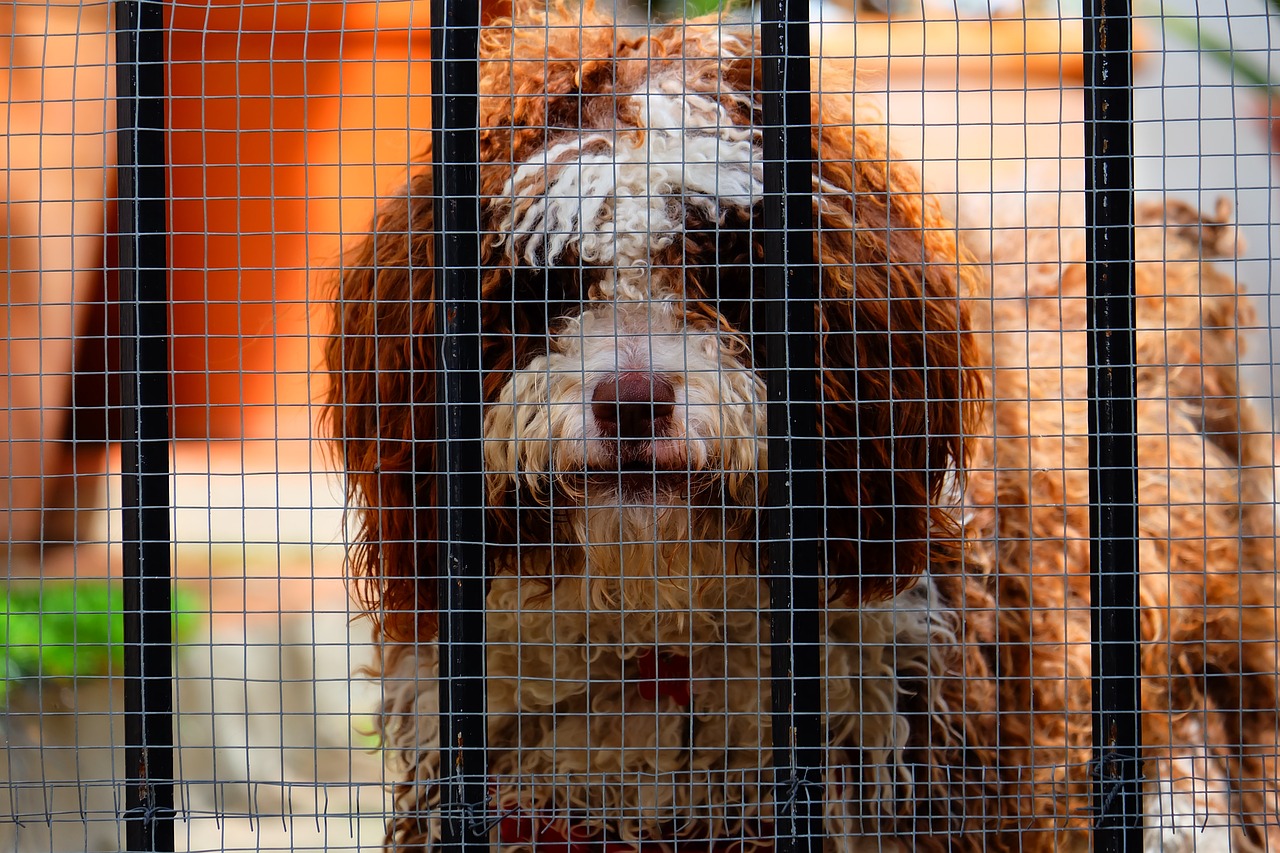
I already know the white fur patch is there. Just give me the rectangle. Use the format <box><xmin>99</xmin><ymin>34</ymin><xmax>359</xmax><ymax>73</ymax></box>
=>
<box><xmin>498</xmin><ymin>78</ymin><xmax>764</xmax><ymax>270</ymax></box>
<box><xmin>1143</xmin><ymin>751</ymin><xmax>1235</xmax><ymax>853</ymax></box>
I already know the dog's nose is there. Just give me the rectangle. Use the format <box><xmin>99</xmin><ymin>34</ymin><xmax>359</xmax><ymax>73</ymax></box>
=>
<box><xmin>591</xmin><ymin>372</ymin><xmax>677</xmax><ymax>438</ymax></box>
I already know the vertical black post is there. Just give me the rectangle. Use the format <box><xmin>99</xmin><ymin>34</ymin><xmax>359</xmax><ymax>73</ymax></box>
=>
<box><xmin>760</xmin><ymin>2</ymin><xmax>823</xmax><ymax>852</ymax></box>
<box><xmin>1084</xmin><ymin>0</ymin><xmax>1143</xmax><ymax>849</ymax></box>
<box><xmin>430</xmin><ymin>0</ymin><xmax>489</xmax><ymax>851</ymax></box>
<box><xmin>115</xmin><ymin>0</ymin><xmax>175</xmax><ymax>850</ymax></box>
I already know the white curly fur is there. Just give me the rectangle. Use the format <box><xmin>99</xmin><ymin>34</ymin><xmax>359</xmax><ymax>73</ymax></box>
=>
<box><xmin>1144</xmin><ymin>750</ymin><xmax>1234</xmax><ymax>853</ymax></box>
<box><xmin>483</xmin><ymin>294</ymin><xmax>765</xmax><ymax>527</ymax></box>
<box><xmin>498</xmin><ymin>79</ymin><xmax>764</xmax><ymax>271</ymax></box>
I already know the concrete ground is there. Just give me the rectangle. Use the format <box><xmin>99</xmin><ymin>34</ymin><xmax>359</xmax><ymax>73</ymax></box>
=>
<box><xmin>2</xmin><ymin>440</ymin><xmax>389</xmax><ymax>853</ymax></box>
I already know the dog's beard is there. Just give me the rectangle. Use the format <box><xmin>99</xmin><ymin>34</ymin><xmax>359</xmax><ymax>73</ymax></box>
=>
<box><xmin>525</xmin><ymin>445</ymin><xmax>761</xmax><ymax>553</ymax></box>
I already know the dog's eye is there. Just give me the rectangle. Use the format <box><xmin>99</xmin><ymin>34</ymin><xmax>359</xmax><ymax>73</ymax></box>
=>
<box><xmin>511</xmin><ymin>267</ymin><xmax>583</xmax><ymax>314</ymax></box>
<box><xmin>682</xmin><ymin>216</ymin><xmax>756</xmax><ymax>333</ymax></box>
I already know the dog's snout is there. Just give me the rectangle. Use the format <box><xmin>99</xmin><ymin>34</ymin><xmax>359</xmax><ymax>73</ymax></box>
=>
<box><xmin>591</xmin><ymin>372</ymin><xmax>677</xmax><ymax>438</ymax></box>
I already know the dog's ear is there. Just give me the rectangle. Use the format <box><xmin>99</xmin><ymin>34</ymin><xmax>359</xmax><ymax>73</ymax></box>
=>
<box><xmin>813</xmin><ymin>125</ymin><xmax>983</xmax><ymax>604</ymax></box>
<box><xmin>325</xmin><ymin>168</ymin><xmax>441</xmax><ymax>645</ymax></box>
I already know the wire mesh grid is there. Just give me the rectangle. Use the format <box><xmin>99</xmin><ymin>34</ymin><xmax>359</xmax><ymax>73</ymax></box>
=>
<box><xmin>3</xmin><ymin>0</ymin><xmax>1279</xmax><ymax>850</ymax></box>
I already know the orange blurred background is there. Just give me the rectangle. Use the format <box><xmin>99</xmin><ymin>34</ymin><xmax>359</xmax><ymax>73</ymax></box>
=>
<box><xmin>0</xmin><ymin>0</ymin><xmax>432</xmax><ymax>549</ymax></box>
<box><xmin>166</xmin><ymin>0</ymin><xmax>430</xmax><ymax>439</ymax></box>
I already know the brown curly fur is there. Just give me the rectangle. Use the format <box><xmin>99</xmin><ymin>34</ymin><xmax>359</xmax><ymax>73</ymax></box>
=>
<box><xmin>951</xmin><ymin>196</ymin><xmax>1280</xmax><ymax>851</ymax></box>
<box><xmin>323</xmin><ymin>5</ymin><xmax>1280</xmax><ymax>851</ymax></box>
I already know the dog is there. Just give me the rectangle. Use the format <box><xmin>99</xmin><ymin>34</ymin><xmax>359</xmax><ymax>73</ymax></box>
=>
<box><xmin>324</xmin><ymin>4</ymin><xmax>1280</xmax><ymax>850</ymax></box>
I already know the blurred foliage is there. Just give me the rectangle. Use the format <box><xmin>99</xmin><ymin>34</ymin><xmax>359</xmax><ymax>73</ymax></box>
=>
<box><xmin>1</xmin><ymin>580</ymin><xmax>203</xmax><ymax>704</ymax></box>
<box><xmin>352</xmin><ymin>716</ymin><xmax>386</xmax><ymax>749</ymax></box>
<box><xmin>640</xmin><ymin>0</ymin><xmax>744</xmax><ymax>20</ymax></box>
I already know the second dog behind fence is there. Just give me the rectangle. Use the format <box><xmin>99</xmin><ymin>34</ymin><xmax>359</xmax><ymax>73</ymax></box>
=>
<box><xmin>323</xmin><ymin>5</ymin><xmax>1280</xmax><ymax>852</ymax></box>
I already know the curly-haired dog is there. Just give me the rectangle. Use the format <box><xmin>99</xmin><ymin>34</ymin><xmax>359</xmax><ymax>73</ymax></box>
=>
<box><xmin>325</xmin><ymin>6</ymin><xmax>1280</xmax><ymax>851</ymax></box>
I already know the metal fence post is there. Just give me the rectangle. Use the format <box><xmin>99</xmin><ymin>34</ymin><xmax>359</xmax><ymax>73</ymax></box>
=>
<box><xmin>115</xmin><ymin>0</ymin><xmax>175</xmax><ymax>849</ymax></box>
<box><xmin>760</xmin><ymin>2</ymin><xmax>824</xmax><ymax>851</ymax></box>
<box><xmin>430</xmin><ymin>0</ymin><xmax>489</xmax><ymax>851</ymax></box>
<box><xmin>1084</xmin><ymin>0</ymin><xmax>1144</xmax><ymax>848</ymax></box>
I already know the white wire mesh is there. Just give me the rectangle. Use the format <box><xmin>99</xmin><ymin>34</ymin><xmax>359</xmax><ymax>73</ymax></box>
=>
<box><xmin>1</xmin><ymin>0</ymin><xmax>1278</xmax><ymax>851</ymax></box>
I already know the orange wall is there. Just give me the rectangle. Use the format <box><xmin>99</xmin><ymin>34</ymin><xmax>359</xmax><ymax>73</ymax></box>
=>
<box><xmin>165</xmin><ymin>0</ymin><xmax>432</xmax><ymax>439</ymax></box>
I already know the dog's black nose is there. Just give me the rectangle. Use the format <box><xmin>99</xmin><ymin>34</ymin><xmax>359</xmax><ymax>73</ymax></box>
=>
<box><xmin>592</xmin><ymin>372</ymin><xmax>676</xmax><ymax>438</ymax></box>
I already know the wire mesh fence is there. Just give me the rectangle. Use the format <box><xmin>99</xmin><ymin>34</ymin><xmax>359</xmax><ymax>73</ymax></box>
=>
<box><xmin>3</xmin><ymin>0</ymin><xmax>1280</xmax><ymax>850</ymax></box>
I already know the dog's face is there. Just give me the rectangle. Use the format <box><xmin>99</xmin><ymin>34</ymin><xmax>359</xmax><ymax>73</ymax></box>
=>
<box><xmin>483</xmin><ymin>279</ymin><xmax>765</xmax><ymax>529</ymax></box>
<box><xmin>327</xmin><ymin>13</ymin><xmax>982</xmax><ymax>642</ymax></box>
<box><xmin>482</xmin><ymin>38</ymin><xmax>769</xmax><ymax>551</ymax></box>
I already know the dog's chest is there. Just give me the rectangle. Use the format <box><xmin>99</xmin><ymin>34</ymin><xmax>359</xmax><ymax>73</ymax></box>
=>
<box><xmin>464</xmin><ymin>573</ymin><xmax>957</xmax><ymax>843</ymax></box>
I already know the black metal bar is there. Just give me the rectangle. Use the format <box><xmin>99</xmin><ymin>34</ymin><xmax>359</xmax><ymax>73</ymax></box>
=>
<box><xmin>430</xmin><ymin>0</ymin><xmax>489</xmax><ymax>850</ymax></box>
<box><xmin>759</xmin><ymin>3</ymin><xmax>823</xmax><ymax>852</ymax></box>
<box><xmin>1084</xmin><ymin>0</ymin><xmax>1143</xmax><ymax>848</ymax></box>
<box><xmin>115</xmin><ymin>0</ymin><xmax>175</xmax><ymax>850</ymax></box>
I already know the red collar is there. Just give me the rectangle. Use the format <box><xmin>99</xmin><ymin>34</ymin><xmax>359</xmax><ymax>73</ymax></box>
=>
<box><xmin>500</xmin><ymin>814</ymin><xmax>747</xmax><ymax>853</ymax></box>
<box><xmin>501</xmin><ymin>815</ymin><xmax>641</xmax><ymax>853</ymax></box>
<box><xmin>495</xmin><ymin>651</ymin><xmax>698</xmax><ymax>851</ymax></box>
<box><xmin>634</xmin><ymin>649</ymin><xmax>691</xmax><ymax>707</ymax></box>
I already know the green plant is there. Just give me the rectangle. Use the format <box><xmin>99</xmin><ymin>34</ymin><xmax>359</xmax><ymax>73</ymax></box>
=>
<box><xmin>640</xmin><ymin>0</ymin><xmax>746</xmax><ymax>20</ymax></box>
<box><xmin>1</xmin><ymin>580</ymin><xmax>203</xmax><ymax>704</ymax></box>
<box><xmin>682</xmin><ymin>0</ymin><xmax>731</xmax><ymax>15</ymax></box>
